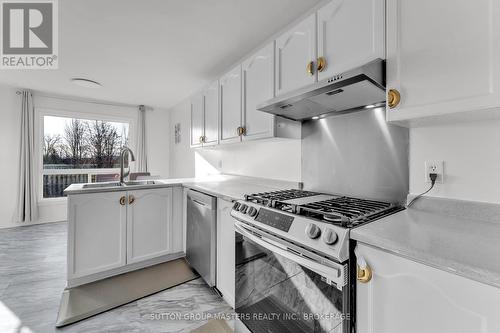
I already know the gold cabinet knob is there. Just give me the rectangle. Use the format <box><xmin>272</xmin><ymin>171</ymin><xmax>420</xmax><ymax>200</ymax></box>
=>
<box><xmin>119</xmin><ymin>196</ymin><xmax>126</xmax><ymax>206</ymax></box>
<box><xmin>237</xmin><ymin>126</ymin><xmax>246</xmax><ymax>136</ymax></box>
<box><xmin>128</xmin><ymin>195</ymin><xmax>135</xmax><ymax>205</ymax></box>
<box><xmin>388</xmin><ymin>89</ymin><xmax>401</xmax><ymax>109</ymax></box>
<box><xmin>199</xmin><ymin>136</ymin><xmax>204</xmax><ymax>144</ymax></box>
<box><xmin>317</xmin><ymin>57</ymin><xmax>326</xmax><ymax>72</ymax></box>
<box><xmin>306</xmin><ymin>61</ymin><xmax>315</xmax><ymax>76</ymax></box>
<box><xmin>357</xmin><ymin>264</ymin><xmax>372</xmax><ymax>283</ymax></box>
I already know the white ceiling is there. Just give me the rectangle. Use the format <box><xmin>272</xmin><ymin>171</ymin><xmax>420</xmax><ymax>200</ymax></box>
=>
<box><xmin>0</xmin><ymin>0</ymin><xmax>322</xmax><ymax>109</ymax></box>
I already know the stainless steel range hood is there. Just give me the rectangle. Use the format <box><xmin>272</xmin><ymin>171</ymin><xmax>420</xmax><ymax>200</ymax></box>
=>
<box><xmin>257</xmin><ymin>59</ymin><xmax>386</xmax><ymax>121</ymax></box>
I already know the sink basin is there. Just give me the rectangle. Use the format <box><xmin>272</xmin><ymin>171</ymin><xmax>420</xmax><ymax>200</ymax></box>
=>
<box><xmin>82</xmin><ymin>182</ymin><xmax>123</xmax><ymax>189</ymax></box>
<box><xmin>123</xmin><ymin>180</ymin><xmax>160</xmax><ymax>186</ymax></box>
<box><xmin>80</xmin><ymin>180</ymin><xmax>162</xmax><ymax>190</ymax></box>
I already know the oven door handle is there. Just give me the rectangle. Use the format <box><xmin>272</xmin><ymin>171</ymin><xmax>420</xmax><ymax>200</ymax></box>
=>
<box><xmin>234</xmin><ymin>221</ymin><xmax>347</xmax><ymax>290</ymax></box>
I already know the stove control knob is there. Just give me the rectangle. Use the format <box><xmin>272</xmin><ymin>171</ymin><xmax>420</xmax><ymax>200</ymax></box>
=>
<box><xmin>322</xmin><ymin>228</ymin><xmax>338</xmax><ymax>245</ymax></box>
<box><xmin>239</xmin><ymin>204</ymin><xmax>248</xmax><ymax>214</ymax></box>
<box><xmin>247</xmin><ymin>207</ymin><xmax>257</xmax><ymax>217</ymax></box>
<box><xmin>305</xmin><ymin>224</ymin><xmax>321</xmax><ymax>239</ymax></box>
<box><xmin>232</xmin><ymin>202</ymin><xmax>240</xmax><ymax>210</ymax></box>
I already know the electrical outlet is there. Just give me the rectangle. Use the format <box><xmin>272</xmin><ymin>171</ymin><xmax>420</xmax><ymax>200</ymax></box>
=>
<box><xmin>424</xmin><ymin>161</ymin><xmax>444</xmax><ymax>183</ymax></box>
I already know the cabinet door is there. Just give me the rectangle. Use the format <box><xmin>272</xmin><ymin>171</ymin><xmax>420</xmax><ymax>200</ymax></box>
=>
<box><xmin>203</xmin><ymin>80</ymin><xmax>219</xmax><ymax>146</ymax></box>
<box><xmin>190</xmin><ymin>93</ymin><xmax>204</xmax><ymax>147</ymax></box>
<box><xmin>356</xmin><ymin>243</ymin><xmax>500</xmax><ymax>333</ymax></box>
<box><xmin>68</xmin><ymin>192</ymin><xmax>126</xmax><ymax>279</ymax></box>
<box><xmin>216</xmin><ymin>198</ymin><xmax>235</xmax><ymax>308</ymax></box>
<box><xmin>127</xmin><ymin>188</ymin><xmax>173</xmax><ymax>264</ymax></box>
<box><xmin>275</xmin><ymin>13</ymin><xmax>317</xmax><ymax>96</ymax></box>
<box><xmin>242</xmin><ymin>42</ymin><xmax>276</xmax><ymax>141</ymax></box>
<box><xmin>317</xmin><ymin>0</ymin><xmax>384</xmax><ymax>81</ymax></box>
<box><xmin>386</xmin><ymin>0</ymin><xmax>500</xmax><ymax>122</ymax></box>
<box><xmin>220</xmin><ymin>65</ymin><xmax>242</xmax><ymax>144</ymax></box>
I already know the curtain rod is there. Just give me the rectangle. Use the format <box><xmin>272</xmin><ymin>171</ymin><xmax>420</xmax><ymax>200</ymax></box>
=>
<box><xmin>15</xmin><ymin>90</ymin><xmax>152</xmax><ymax>110</ymax></box>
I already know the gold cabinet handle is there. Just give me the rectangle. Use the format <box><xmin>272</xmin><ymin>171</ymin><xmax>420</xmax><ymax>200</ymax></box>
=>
<box><xmin>238</xmin><ymin>127</ymin><xmax>246</xmax><ymax>136</ymax></box>
<box><xmin>236</xmin><ymin>127</ymin><xmax>242</xmax><ymax>136</ymax></box>
<box><xmin>388</xmin><ymin>89</ymin><xmax>401</xmax><ymax>109</ymax></box>
<box><xmin>119</xmin><ymin>196</ymin><xmax>126</xmax><ymax>206</ymax></box>
<box><xmin>128</xmin><ymin>195</ymin><xmax>135</xmax><ymax>205</ymax></box>
<box><xmin>306</xmin><ymin>61</ymin><xmax>314</xmax><ymax>76</ymax></box>
<box><xmin>317</xmin><ymin>57</ymin><xmax>326</xmax><ymax>72</ymax></box>
<box><xmin>199</xmin><ymin>136</ymin><xmax>204</xmax><ymax>144</ymax></box>
<box><xmin>357</xmin><ymin>264</ymin><xmax>372</xmax><ymax>283</ymax></box>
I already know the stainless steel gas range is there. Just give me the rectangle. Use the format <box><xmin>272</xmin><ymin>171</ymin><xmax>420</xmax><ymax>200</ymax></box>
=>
<box><xmin>231</xmin><ymin>189</ymin><xmax>403</xmax><ymax>333</ymax></box>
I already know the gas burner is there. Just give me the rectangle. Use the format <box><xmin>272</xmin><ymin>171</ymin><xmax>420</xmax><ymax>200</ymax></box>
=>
<box><xmin>245</xmin><ymin>189</ymin><xmax>318</xmax><ymax>207</ymax></box>
<box><xmin>244</xmin><ymin>189</ymin><xmax>403</xmax><ymax>228</ymax></box>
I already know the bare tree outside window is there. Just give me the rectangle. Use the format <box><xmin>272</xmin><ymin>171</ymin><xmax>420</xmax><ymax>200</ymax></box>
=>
<box><xmin>88</xmin><ymin>121</ymin><xmax>121</xmax><ymax>168</ymax></box>
<box><xmin>42</xmin><ymin>115</ymin><xmax>130</xmax><ymax>198</ymax></box>
<box><xmin>63</xmin><ymin>119</ymin><xmax>88</xmax><ymax>168</ymax></box>
<box><xmin>43</xmin><ymin>134</ymin><xmax>63</xmax><ymax>165</ymax></box>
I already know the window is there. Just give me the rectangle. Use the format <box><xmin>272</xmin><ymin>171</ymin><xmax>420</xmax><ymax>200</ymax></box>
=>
<box><xmin>42</xmin><ymin>115</ymin><xmax>130</xmax><ymax>198</ymax></box>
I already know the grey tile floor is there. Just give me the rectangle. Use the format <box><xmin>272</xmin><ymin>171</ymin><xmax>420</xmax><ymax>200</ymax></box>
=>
<box><xmin>0</xmin><ymin>222</ymin><xmax>233</xmax><ymax>333</ymax></box>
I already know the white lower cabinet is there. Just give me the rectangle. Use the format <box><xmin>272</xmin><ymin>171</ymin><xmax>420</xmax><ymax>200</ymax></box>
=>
<box><xmin>68</xmin><ymin>191</ymin><xmax>127</xmax><ymax>279</ymax></box>
<box><xmin>356</xmin><ymin>243</ymin><xmax>500</xmax><ymax>333</ymax></box>
<box><xmin>127</xmin><ymin>188</ymin><xmax>172</xmax><ymax>264</ymax></box>
<box><xmin>216</xmin><ymin>198</ymin><xmax>235</xmax><ymax>308</ymax></box>
<box><xmin>68</xmin><ymin>187</ymin><xmax>183</xmax><ymax>286</ymax></box>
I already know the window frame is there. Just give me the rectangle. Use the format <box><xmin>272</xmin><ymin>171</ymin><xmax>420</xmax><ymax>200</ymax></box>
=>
<box><xmin>36</xmin><ymin>107</ymin><xmax>137</xmax><ymax>203</ymax></box>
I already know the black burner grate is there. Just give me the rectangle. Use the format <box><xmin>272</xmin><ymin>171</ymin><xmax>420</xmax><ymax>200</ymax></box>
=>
<box><xmin>244</xmin><ymin>189</ymin><xmax>402</xmax><ymax>228</ymax></box>
<box><xmin>298</xmin><ymin>197</ymin><xmax>395</xmax><ymax>227</ymax></box>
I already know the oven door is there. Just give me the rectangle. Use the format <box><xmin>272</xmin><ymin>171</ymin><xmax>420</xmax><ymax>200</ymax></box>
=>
<box><xmin>234</xmin><ymin>221</ymin><xmax>350</xmax><ymax>333</ymax></box>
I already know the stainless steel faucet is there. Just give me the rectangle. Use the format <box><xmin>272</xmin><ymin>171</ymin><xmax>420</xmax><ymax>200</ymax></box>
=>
<box><xmin>120</xmin><ymin>147</ymin><xmax>136</xmax><ymax>183</ymax></box>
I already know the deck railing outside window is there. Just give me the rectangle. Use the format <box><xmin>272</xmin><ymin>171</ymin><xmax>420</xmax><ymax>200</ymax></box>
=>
<box><xmin>42</xmin><ymin>168</ymin><xmax>120</xmax><ymax>198</ymax></box>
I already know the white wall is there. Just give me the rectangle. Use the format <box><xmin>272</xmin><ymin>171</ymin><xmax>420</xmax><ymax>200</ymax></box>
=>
<box><xmin>169</xmin><ymin>100</ymin><xmax>196</xmax><ymax>178</ymax></box>
<box><xmin>168</xmin><ymin>100</ymin><xmax>301</xmax><ymax>182</ymax></box>
<box><xmin>409</xmin><ymin>119</ymin><xmax>500</xmax><ymax>204</ymax></box>
<box><xmin>0</xmin><ymin>85</ymin><xmax>22</xmax><ymax>229</ymax></box>
<box><xmin>147</xmin><ymin>107</ymin><xmax>170</xmax><ymax>178</ymax></box>
<box><xmin>0</xmin><ymin>84</ymin><xmax>170</xmax><ymax>229</ymax></box>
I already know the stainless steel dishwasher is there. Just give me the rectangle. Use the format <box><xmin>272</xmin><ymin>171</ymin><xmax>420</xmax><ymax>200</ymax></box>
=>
<box><xmin>186</xmin><ymin>189</ymin><xmax>217</xmax><ymax>287</ymax></box>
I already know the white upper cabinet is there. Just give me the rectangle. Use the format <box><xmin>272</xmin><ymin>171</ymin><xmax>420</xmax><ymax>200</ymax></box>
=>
<box><xmin>356</xmin><ymin>243</ymin><xmax>500</xmax><ymax>333</ymax></box>
<box><xmin>386</xmin><ymin>0</ymin><xmax>500</xmax><ymax>123</ymax></box>
<box><xmin>275</xmin><ymin>13</ymin><xmax>317</xmax><ymax>96</ymax></box>
<box><xmin>242</xmin><ymin>42</ymin><xmax>276</xmax><ymax>141</ymax></box>
<box><xmin>126</xmin><ymin>188</ymin><xmax>173</xmax><ymax>264</ymax></box>
<box><xmin>190</xmin><ymin>93</ymin><xmax>204</xmax><ymax>147</ymax></box>
<box><xmin>317</xmin><ymin>0</ymin><xmax>385</xmax><ymax>81</ymax></box>
<box><xmin>220</xmin><ymin>64</ymin><xmax>242</xmax><ymax>144</ymax></box>
<box><xmin>203</xmin><ymin>80</ymin><xmax>219</xmax><ymax>146</ymax></box>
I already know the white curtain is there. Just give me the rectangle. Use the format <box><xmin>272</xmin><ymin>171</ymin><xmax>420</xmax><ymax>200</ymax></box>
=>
<box><xmin>17</xmin><ymin>90</ymin><xmax>38</xmax><ymax>223</ymax></box>
<box><xmin>136</xmin><ymin>105</ymin><xmax>148</xmax><ymax>172</ymax></box>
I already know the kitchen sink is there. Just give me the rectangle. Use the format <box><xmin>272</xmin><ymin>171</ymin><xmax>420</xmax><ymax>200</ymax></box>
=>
<box><xmin>80</xmin><ymin>180</ymin><xmax>161</xmax><ymax>190</ymax></box>
<box><xmin>123</xmin><ymin>180</ymin><xmax>160</xmax><ymax>186</ymax></box>
<box><xmin>82</xmin><ymin>182</ymin><xmax>123</xmax><ymax>189</ymax></box>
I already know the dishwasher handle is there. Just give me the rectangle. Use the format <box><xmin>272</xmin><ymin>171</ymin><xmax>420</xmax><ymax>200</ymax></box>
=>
<box><xmin>187</xmin><ymin>189</ymin><xmax>216</xmax><ymax>210</ymax></box>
